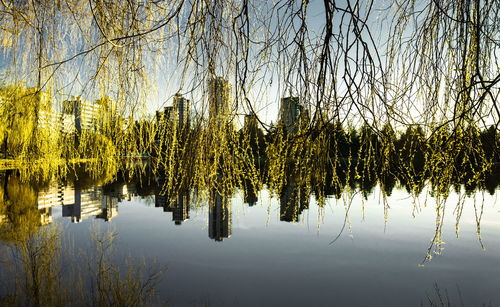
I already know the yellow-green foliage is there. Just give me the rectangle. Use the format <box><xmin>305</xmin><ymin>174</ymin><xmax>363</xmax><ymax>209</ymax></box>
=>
<box><xmin>0</xmin><ymin>176</ymin><xmax>40</xmax><ymax>242</ymax></box>
<box><xmin>1</xmin><ymin>221</ymin><xmax>164</xmax><ymax>306</ymax></box>
<box><xmin>0</xmin><ymin>85</ymin><xmax>65</xmax><ymax>180</ymax></box>
<box><xmin>266</xmin><ymin>124</ymin><xmax>329</xmax><ymax>202</ymax></box>
<box><xmin>0</xmin><ymin>86</ymin><xmax>55</xmax><ymax>158</ymax></box>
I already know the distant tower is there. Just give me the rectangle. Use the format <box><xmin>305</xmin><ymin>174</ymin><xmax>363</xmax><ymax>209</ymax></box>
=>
<box><xmin>208</xmin><ymin>77</ymin><xmax>231</xmax><ymax>127</ymax></box>
<box><xmin>173</xmin><ymin>93</ymin><xmax>190</xmax><ymax>129</ymax></box>
<box><xmin>280</xmin><ymin>97</ymin><xmax>302</xmax><ymax>135</ymax></box>
<box><xmin>155</xmin><ymin>106</ymin><xmax>173</xmax><ymax>127</ymax></box>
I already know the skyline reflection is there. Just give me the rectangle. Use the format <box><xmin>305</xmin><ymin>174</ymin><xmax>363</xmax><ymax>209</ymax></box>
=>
<box><xmin>1</xmin><ymin>167</ymin><xmax>500</xmax><ymax>244</ymax></box>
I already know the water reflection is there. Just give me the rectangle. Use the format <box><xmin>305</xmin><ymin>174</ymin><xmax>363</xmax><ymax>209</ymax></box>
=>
<box><xmin>243</xmin><ymin>181</ymin><xmax>257</xmax><ymax>207</ymax></box>
<box><xmin>279</xmin><ymin>179</ymin><xmax>309</xmax><ymax>222</ymax></box>
<box><xmin>0</xmin><ymin>171</ymin><xmax>139</xmax><ymax>235</ymax></box>
<box><xmin>155</xmin><ymin>189</ymin><xmax>190</xmax><ymax>225</ymax></box>
<box><xmin>1</xmin><ymin>166</ymin><xmax>500</xmax><ymax>243</ymax></box>
<box><xmin>209</xmin><ymin>190</ymin><xmax>231</xmax><ymax>241</ymax></box>
<box><xmin>0</xmin><ymin>172</ymin><xmax>40</xmax><ymax>242</ymax></box>
<box><xmin>1</xmin><ymin>166</ymin><xmax>500</xmax><ymax>306</ymax></box>
<box><xmin>37</xmin><ymin>181</ymin><xmax>136</xmax><ymax>223</ymax></box>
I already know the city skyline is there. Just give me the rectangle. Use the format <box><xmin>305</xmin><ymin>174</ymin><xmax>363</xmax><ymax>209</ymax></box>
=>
<box><xmin>1</xmin><ymin>84</ymin><xmax>307</xmax><ymax>136</ymax></box>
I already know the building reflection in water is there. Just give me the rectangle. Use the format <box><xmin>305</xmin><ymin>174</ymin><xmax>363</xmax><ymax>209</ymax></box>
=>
<box><xmin>34</xmin><ymin>181</ymin><xmax>137</xmax><ymax>223</ymax></box>
<box><xmin>62</xmin><ymin>186</ymin><xmax>103</xmax><ymax>223</ymax></box>
<box><xmin>4</xmin><ymin>169</ymin><xmax>314</xmax><ymax>241</ymax></box>
<box><xmin>37</xmin><ymin>182</ymin><xmax>60</xmax><ymax>225</ymax></box>
<box><xmin>154</xmin><ymin>189</ymin><xmax>190</xmax><ymax>225</ymax></box>
<box><xmin>243</xmin><ymin>182</ymin><xmax>258</xmax><ymax>207</ymax></box>
<box><xmin>154</xmin><ymin>186</ymin><xmax>232</xmax><ymax>240</ymax></box>
<box><xmin>172</xmin><ymin>194</ymin><xmax>190</xmax><ymax>225</ymax></box>
<box><xmin>97</xmin><ymin>194</ymin><xmax>119</xmax><ymax>222</ymax></box>
<box><xmin>209</xmin><ymin>190</ymin><xmax>231</xmax><ymax>241</ymax></box>
<box><xmin>280</xmin><ymin>179</ymin><xmax>309</xmax><ymax>222</ymax></box>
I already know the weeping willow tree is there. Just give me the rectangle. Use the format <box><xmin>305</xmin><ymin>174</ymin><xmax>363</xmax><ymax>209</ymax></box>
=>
<box><xmin>0</xmin><ymin>1</ymin><xmax>499</xmax><ymax>275</ymax></box>
<box><xmin>0</xmin><ymin>0</ymin><xmax>498</xmax><ymax>200</ymax></box>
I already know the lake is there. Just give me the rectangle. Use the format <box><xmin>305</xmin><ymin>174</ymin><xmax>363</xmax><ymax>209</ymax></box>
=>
<box><xmin>1</xmin><ymin>170</ymin><xmax>499</xmax><ymax>306</ymax></box>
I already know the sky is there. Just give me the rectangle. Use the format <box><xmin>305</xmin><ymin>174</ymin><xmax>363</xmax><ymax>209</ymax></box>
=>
<box><xmin>0</xmin><ymin>1</ymin><xmax>380</xmax><ymax>126</ymax></box>
<box><xmin>0</xmin><ymin>0</ymin><xmax>497</xmax><ymax>130</ymax></box>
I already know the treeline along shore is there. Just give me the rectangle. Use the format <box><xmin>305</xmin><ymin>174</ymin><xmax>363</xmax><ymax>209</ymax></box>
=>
<box><xmin>1</xmin><ymin>85</ymin><xmax>499</xmax><ymax>199</ymax></box>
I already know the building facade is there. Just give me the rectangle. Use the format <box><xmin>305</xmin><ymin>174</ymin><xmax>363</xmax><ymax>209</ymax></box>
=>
<box><xmin>62</xmin><ymin>97</ymin><xmax>100</xmax><ymax>132</ymax></box>
<box><xmin>208</xmin><ymin>77</ymin><xmax>231</xmax><ymax>127</ymax></box>
<box><xmin>280</xmin><ymin>96</ymin><xmax>303</xmax><ymax>135</ymax></box>
<box><xmin>173</xmin><ymin>93</ymin><xmax>190</xmax><ymax>129</ymax></box>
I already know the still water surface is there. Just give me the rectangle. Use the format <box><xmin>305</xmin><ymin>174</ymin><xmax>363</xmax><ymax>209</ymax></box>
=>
<box><xmin>2</xmin><ymin>173</ymin><xmax>500</xmax><ymax>306</ymax></box>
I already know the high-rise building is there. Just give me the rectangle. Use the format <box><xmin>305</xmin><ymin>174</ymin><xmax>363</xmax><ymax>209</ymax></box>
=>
<box><xmin>208</xmin><ymin>77</ymin><xmax>231</xmax><ymax>127</ymax></box>
<box><xmin>173</xmin><ymin>93</ymin><xmax>190</xmax><ymax>129</ymax></box>
<box><xmin>62</xmin><ymin>96</ymin><xmax>100</xmax><ymax>132</ymax></box>
<box><xmin>280</xmin><ymin>96</ymin><xmax>303</xmax><ymax>135</ymax></box>
<box><xmin>156</xmin><ymin>106</ymin><xmax>173</xmax><ymax>124</ymax></box>
<box><xmin>164</xmin><ymin>106</ymin><xmax>173</xmax><ymax>122</ymax></box>
<box><xmin>154</xmin><ymin>106</ymin><xmax>174</xmax><ymax>145</ymax></box>
<box><xmin>155</xmin><ymin>106</ymin><xmax>173</xmax><ymax>127</ymax></box>
<box><xmin>208</xmin><ymin>191</ymin><xmax>231</xmax><ymax>241</ymax></box>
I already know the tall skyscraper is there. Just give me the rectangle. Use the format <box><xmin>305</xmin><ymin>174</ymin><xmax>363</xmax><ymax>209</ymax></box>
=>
<box><xmin>280</xmin><ymin>97</ymin><xmax>303</xmax><ymax>135</ymax></box>
<box><xmin>208</xmin><ymin>77</ymin><xmax>231</xmax><ymax>127</ymax></box>
<box><xmin>164</xmin><ymin>106</ymin><xmax>174</xmax><ymax>123</ymax></box>
<box><xmin>173</xmin><ymin>93</ymin><xmax>190</xmax><ymax>129</ymax></box>
<box><xmin>154</xmin><ymin>106</ymin><xmax>174</xmax><ymax>145</ymax></box>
